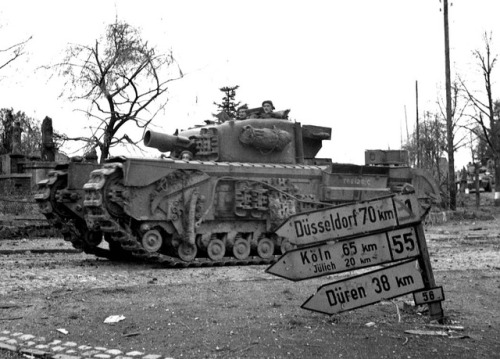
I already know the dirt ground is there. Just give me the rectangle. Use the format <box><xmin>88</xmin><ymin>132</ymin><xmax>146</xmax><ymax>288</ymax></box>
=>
<box><xmin>0</xmin><ymin>193</ymin><xmax>499</xmax><ymax>358</ymax></box>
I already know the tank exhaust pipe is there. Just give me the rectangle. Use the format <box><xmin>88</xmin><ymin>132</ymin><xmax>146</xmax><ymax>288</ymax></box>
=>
<box><xmin>144</xmin><ymin>130</ymin><xmax>193</xmax><ymax>153</ymax></box>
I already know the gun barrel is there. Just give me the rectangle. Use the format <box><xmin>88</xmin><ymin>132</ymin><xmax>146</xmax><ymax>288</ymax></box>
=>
<box><xmin>144</xmin><ymin>130</ymin><xmax>192</xmax><ymax>153</ymax></box>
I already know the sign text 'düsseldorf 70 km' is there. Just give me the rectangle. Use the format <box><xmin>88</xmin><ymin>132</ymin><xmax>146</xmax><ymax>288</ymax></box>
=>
<box><xmin>301</xmin><ymin>259</ymin><xmax>425</xmax><ymax>315</ymax></box>
<box><xmin>266</xmin><ymin>226</ymin><xmax>420</xmax><ymax>281</ymax></box>
<box><xmin>275</xmin><ymin>194</ymin><xmax>424</xmax><ymax>246</ymax></box>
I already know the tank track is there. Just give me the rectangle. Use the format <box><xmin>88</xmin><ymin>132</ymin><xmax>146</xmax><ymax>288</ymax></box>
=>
<box><xmin>83</xmin><ymin>164</ymin><xmax>278</xmax><ymax>268</ymax></box>
<box><xmin>34</xmin><ymin>170</ymin><xmax>121</xmax><ymax>261</ymax></box>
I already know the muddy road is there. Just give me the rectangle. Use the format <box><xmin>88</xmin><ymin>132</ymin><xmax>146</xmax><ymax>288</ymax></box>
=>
<box><xmin>0</xmin><ymin>196</ymin><xmax>499</xmax><ymax>358</ymax></box>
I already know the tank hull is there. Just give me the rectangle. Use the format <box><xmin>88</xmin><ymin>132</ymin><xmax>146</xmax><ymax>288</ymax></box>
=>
<box><xmin>35</xmin><ymin>118</ymin><xmax>440</xmax><ymax>265</ymax></box>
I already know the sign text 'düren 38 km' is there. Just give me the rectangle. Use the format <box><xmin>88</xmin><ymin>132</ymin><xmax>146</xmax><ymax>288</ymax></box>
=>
<box><xmin>301</xmin><ymin>259</ymin><xmax>425</xmax><ymax>315</ymax></box>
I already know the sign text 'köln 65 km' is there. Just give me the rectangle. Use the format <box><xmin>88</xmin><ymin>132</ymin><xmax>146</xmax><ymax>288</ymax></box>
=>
<box><xmin>266</xmin><ymin>226</ymin><xmax>420</xmax><ymax>281</ymax></box>
<box><xmin>275</xmin><ymin>194</ymin><xmax>424</xmax><ymax>246</ymax></box>
<box><xmin>301</xmin><ymin>259</ymin><xmax>425</xmax><ymax>315</ymax></box>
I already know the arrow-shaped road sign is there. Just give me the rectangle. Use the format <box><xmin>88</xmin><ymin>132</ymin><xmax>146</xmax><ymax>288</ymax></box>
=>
<box><xmin>275</xmin><ymin>194</ymin><xmax>426</xmax><ymax>246</ymax></box>
<box><xmin>267</xmin><ymin>225</ymin><xmax>421</xmax><ymax>281</ymax></box>
<box><xmin>301</xmin><ymin>259</ymin><xmax>425</xmax><ymax>315</ymax></box>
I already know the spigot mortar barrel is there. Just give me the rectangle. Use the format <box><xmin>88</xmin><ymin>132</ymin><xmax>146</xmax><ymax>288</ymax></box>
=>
<box><xmin>144</xmin><ymin>130</ymin><xmax>193</xmax><ymax>153</ymax></box>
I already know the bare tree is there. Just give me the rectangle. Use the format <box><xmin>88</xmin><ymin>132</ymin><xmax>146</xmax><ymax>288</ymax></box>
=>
<box><xmin>403</xmin><ymin>112</ymin><xmax>447</xmax><ymax>202</ymax></box>
<box><xmin>0</xmin><ymin>35</ymin><xmax>31</xmax><ymax>73</ymax></box>
<box><xmin>403</xmin><ymin>82</ymin><xmax>469</xmax><ymax>208</ymax></box>
<box><xmin>460</xmin><ymin>32</ymin><xmax>500</xmax><ymax>205</ymax></box>
<box><xmin>438</xmin><ymin>82</ymin><xmax>470</xmax><ymax>153</ymax></box>
<box><xmin>50</xmin><ymin>20</ymin><xmax>183</xmax><ymax>163</ymax></box>
<box><xmin>435</xmin><ymin>81</ymin><xmax>470</xmax><ymax>207</ymax></box>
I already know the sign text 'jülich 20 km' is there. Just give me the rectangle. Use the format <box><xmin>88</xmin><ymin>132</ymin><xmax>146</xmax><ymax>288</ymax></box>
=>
<box><xmin>266</xmin><ymin>226</ymin><xmax>421</xmax><ymax>281</ymax></box>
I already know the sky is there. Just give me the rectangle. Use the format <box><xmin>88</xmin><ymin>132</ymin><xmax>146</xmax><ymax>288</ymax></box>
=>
<box><xmin>1</xmin><ymin>0</ymin><xmax>500</xmax><ymax>168</ymax></box>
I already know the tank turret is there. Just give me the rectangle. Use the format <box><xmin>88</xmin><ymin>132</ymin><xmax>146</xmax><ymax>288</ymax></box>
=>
<box><xmin>144</xmin><ymin>118</ymin><xmax>332</xmax><ymax>164</ymax></box>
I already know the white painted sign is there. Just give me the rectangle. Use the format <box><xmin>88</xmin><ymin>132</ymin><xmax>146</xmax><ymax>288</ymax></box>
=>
<box><xmin>413</xmin><ymin>286</ymin><xmax>445</xmax><ymax>305</ymax></box>
<box><xmin>275</xmin><ymin>194</ymin><xmax>426</xmax><ymax>246</ymax></box>
<box><xmin>301</xmin><ymin>259</ymin><xmax>425</xmax><ymax>315</ymax></box>
<box><xmin>393</xmin><ymin>194</ymin><xmax>423</xmax><ymax>226</ymax></box>
<box><xmin>267</xmin><ymin>226</ymin><xmax>420</xmax><ymax>281</ymax></box>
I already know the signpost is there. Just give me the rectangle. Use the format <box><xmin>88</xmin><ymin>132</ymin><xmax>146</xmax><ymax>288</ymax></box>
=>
<box><xmin>301</xmin><ymin>259</ymin><xmax>424</xmax><ymax>315</ymax></box>
<box><xmin>275</xmin><ymin>194</ymin><xmax>425</xmax><ymax>246</ymax></box>
<box><xmin>268</xmin><ymin>193</ymin><xmax>445</xmax><ymax>321</ymax></box>
<box><xmin>267</xmin><ymin>226</ymin><xmax>420</xmax><ymax>281</ymax></box>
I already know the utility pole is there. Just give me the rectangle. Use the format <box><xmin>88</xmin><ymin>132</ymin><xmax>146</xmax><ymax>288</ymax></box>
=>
<box><xmin>404</xmin><ymin>105</ymin><xmax>410</xmax><ymax>144</ymax></box>
<box><xmin>416</xmin><ymin>81</ymin><xmax>420</xmax><ymax>168</ymax></box>
<box><xmin>444</xmin><ymin>0</ymin><xmax>456</xmax><ymax>210</ymax></box>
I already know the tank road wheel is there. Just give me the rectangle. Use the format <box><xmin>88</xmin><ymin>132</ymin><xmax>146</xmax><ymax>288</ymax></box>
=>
<box><xmin>232</xmin><ymin>238</ymin><xmax>251</xmax><ymax>260</ymax></box>
<box><xmin>83</xmin><ymin>230</ymin><xmax>103</xmax><ymax>247</ymax></box>
<box><xmin>257</xmin><ymin>238</ymin><xmax>275</xmax><ymax>259</ymax></box>
<box><xmin>280</xmin><ymin>238</ymin><xmax>296</xmax><ymax>255</ymax></box>
<box><xmin>142</xmin><ymin>229</ymin><xmax>163</xmax><ymax>253</ymax></box>
<box><xmin>207</xmin><ymin>239</ymin><xmax>226</xmax><ymax>261</ymax></box>
<box><xmin>177</xmin><ymin>242</ymin><xmax>197</xmax><ymax>262</ymax></box>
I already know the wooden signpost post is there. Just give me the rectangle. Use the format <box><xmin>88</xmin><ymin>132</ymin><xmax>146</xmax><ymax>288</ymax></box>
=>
<box><xmin>267</xmin><ymin>193</ymin><xmax>444</xmax><ymax>320</ymax></box>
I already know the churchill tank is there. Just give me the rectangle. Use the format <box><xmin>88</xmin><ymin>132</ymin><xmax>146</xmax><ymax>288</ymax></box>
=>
<box><xmin>36</xmin><ymin>115</ymin><xmax>440</xmax><ymax>266</ymax></box>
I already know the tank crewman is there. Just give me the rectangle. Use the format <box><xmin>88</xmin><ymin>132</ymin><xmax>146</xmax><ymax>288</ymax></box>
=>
<box><xmin>259</xmin><ymin>100</ymin><xmax>290</xmax><ymax>119</ymax></box>
<box><xmin>236</xmin><ymin>104</ymin><xmax>249</xmax><ymax>120</ymax></box>
<box><xmin>261</xmin><ymin>100</ymin><xmax>275</xmax><ymax>118</ymax></box>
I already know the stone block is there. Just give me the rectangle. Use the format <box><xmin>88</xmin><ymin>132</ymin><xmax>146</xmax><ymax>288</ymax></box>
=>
<box><xmin>63</xmin><ymin>341</ymin><xmax>78</xmax><ymax>347</ymax></box>
<box><xmin>0</xmin><ymin>342</ymin><xmax>17</xmax><ymax>351</ymax></box>
<box><xmin>105</xmin><ymin>348</ymin><xmax>123</xmax><ymax>355</ymax></box>
<box><xmin>142</xmin><ymin>355</ymin><xmax>163</xmax><ymax>359</ymax></box>
<box><xmin>78</xmin><ymin>345</ymin><xmax>93</xmax><ymax>350</ymax></box>
<box><xmin>19</xmin><ymin>334</ymin><xmax>35</xmax><ymax>341</ymax></box>
<box><xmin>20</xmin><ymin>348</ymin><xmax>51</xmax><ymax>356</ymax></box>
<box><xmin>125</xmin><ymin>351</ymin><xmax>144</xmax><ymax>356</ymax></box>
<box><xmin>93</xmin><ymin>354</ymin><xmax>111</xmax><ymax>359</ymax></box>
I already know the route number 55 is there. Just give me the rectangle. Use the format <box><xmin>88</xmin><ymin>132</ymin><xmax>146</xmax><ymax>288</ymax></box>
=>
<box><xmin>391</xmin><ymin>231</ymin><xmax>415</xmax><ymax>254</ymax></box>
<box><xmin>388</xmin><ymin>227</ymin><xmax>420</xmax><ymax>260</ymax></box>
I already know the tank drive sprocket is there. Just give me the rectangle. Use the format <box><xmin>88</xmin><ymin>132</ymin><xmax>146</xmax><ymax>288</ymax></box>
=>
<box><xmin>35</xmin><ymin>169</ymin><xmax>124</xmax><ymax>260</ymax></box>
